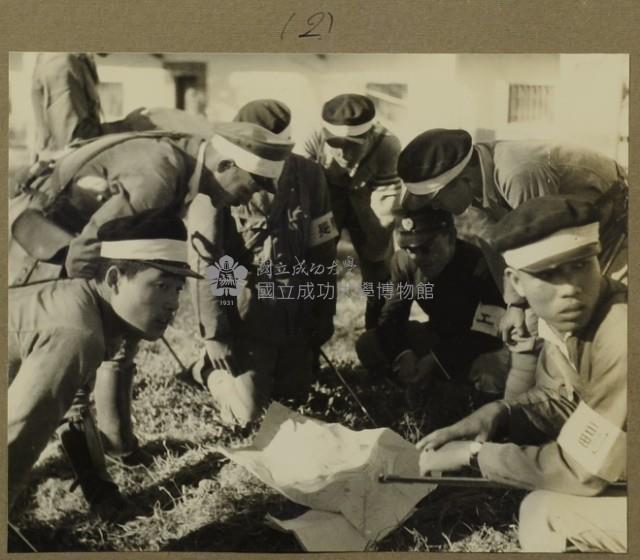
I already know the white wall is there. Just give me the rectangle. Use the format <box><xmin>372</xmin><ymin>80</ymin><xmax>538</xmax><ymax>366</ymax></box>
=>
<box><xmin>96</xmin><ymin>54</ymin><xmax>175</xmax><ymax>117</ymax></box>
<box><xmin>9</xmin><ymin>53</ymin><xmax>628</xmax><ymax>167</ymax></box>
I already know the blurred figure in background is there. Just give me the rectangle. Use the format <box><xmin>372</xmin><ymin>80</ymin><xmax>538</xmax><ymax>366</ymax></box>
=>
<box><xmin>31</xmin><ymin>53</ymin><xmax>105</xmax><ymax>158</ymax></box>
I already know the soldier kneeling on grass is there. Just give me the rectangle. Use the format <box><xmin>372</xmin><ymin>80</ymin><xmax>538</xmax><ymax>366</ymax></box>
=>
<box><xmin>416</xmin><ymin>196</ymin><xmax>627</xmax><ymax>553</ymax></box>
<box><xmin>355</xmin><ymin>206</ymin><xmax>510</xmax><ymax>402</ymax></box>
<box><xmin>8</xmin><ymin>209</ymin><xmax>201</xmax><ymax>521</ymax></box>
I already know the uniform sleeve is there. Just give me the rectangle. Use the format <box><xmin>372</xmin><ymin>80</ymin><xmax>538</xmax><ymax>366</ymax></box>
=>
<box><xmin>186</xmin><ymin>195</ymin><xmax>234</xmax><ymax>341</ymax></box>
<box><xmin>305</xmin><ymin>162</ymin><xmax>338</xmax><ymax>346</ymax></box>
<box><xmin>478</xmin><ymin>303</ymin><xmax>627</xmax><ymax>495</ymax></box>
<box><xmin>376</xmin><ymin>252</ymin><xmax>417</xmax><ymax>361</ymax></box>
<box><xmin>8</xmin><ymin>328</ymin><xmax>103</xmax><ymax>506</ymax></box>
<box><xmin>506</xmin><ymin>346</ymin><xmax>578</xmax><ymax>435</ymax></box>
<box><xmin>73</xmin><ymin>144</ymin><xmax>184</xmax><ymax>247</ymax></box>
<box><xmin>477</xmin><ymin>440</ymin><xmax>608</xmax><ymax>495</ymax></box>
<box><xmin>370</xmin><ymin>134</ymin><xmax>402</xmax><ymax>187</ymax></box>
<box><xmin>303</xmin><ymin>130</ymin><xmax>326</xmax><ymax>164</ymax></box>
<box><xmin>473</xmin><ymin>255</ymin><xmax>504</xmax><ymax>306</ymax></box>
<box><xmin>498</xmin><ymin>163</ymin><xmax>560</xmax><ymax>210</ymax></box>
<box><xmin>65</xmin><ymin>143</ymin><xmax>183</xmax><ymax>277</ymax></box>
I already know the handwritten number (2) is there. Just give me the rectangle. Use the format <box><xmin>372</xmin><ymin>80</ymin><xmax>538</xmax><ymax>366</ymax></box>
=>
<box><xmin>299</xmin><ymin>12</ymin><xmax>326</xmax><ymax>39</ymax></box>
<box><xmin>281</xmin><ymin>11</ymin><xmax>333</xmax><ymax>40</ymax></box>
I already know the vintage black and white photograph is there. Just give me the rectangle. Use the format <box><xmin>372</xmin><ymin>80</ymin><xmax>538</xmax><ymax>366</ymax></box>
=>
<box><xmin>7</xmin><ymin>52</ymin><xmax>628</xmax><ymax>552</ymax></box>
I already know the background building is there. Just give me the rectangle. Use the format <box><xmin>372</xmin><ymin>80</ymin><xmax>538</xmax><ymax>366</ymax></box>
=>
<box><xmin>9</xmin><ymin>52</ymin><xmax>628</xmax><ymax>167</ymax></box>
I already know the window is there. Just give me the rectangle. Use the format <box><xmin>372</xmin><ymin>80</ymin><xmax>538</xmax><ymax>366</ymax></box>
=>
<box><xmin>508</xmin><ymin>84</ymin><xmax>554</xmax><ymax>123</ymax></box>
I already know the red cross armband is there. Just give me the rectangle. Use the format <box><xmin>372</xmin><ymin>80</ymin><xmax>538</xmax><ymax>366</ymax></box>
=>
<box><xmin>557</xmin><ymin>401</ymin><xmax>626</xmax><ymax>482</ymax></box>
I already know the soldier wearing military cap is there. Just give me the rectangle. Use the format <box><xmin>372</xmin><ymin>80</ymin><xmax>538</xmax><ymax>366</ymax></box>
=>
<box><xmin>9</xmin><ymin>121</ymin><xmax>293</xmax><ymax>470</ymax></box>
<box><xmin>398</xmin><ymin>129</ymin><xmax>628</xmax><ymax>395</ymax></box>
<box><xmin>399</xmin><ymin>129</ymin><xmax>627</xmax><ymax>274</ymax></box>
<box><xmin>182</xmin><ymin>99</ymin><xmax>338</xmax><ymax>425</ymax></box>
<box><xmin>356</xmin><ymin>206</ymin><xmax>508</xmax><ymax>397</ymax></box>
<box><xmin>306</xmin><ymin>93</ymin><xmax>403</xmax><ymax>328</ymax></box>
<box><xmin>416</xmin><ymin>196</ymin><xmax>627</xmax><ymax>553</ymax></box>
<box><xmin>8</xmin><ymin>209</ymin><xmax>200</xmax><ymax>521</ymax></box>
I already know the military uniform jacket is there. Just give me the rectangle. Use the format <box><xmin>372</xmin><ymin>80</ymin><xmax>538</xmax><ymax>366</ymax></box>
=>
<box><xmin>193</xmin><ymin>153</ymin><xmax>338</xmax><ymax>346</ymax></box>
<box><xmin>305</xmin><ymin>124</ymin><xmax>402</xmax><ymax>262</ymax></box>
<box><xmin>377</xmin><ymin>240</ymin><xmax>504</xmax><ymax>375</ymax></box>
<box><xmin>8</xmin><ymin>279</ymin><xmax>124</xmax><ymax>503</ymax></box>
<box><xmin>9</xmin><ymin>133</ymin><xmax>207</xmax><ymax>286</ymax></box>
<box><xmin>475</xmin><ymin>140</ymin><xmax>625</xmax><ymax>222</ymax></box>
<box><xmin>457</xmin><ymin>141</ymin><xmax>628</xmax><ymax>302</ymax></box>
<box><xmin>477</xmin><ymin>280</ymin><xmax>627</xmax><ymax>495</ymax></box>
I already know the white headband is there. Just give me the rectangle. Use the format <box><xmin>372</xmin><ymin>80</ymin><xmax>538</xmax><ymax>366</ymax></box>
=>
<box><xmin>100</xmin><ymin>239</ymin><xmax>188</xmax><ymax>264</ymax></box>
<box><xmin>404</xmin><ymin>146</ymin><xmax>474</xmax><ymax>197</ymax></box>
<box><xmin>503</xmin><ymin>222</ymin><xmax>600</xmax><ymax>271</ymax></box>
<box><xmin>210</xmin><ymin>134</ymin><xmax>284</xmax><ymax>179</ymax></box>
<box><xmin>323</xmin><ymin>118</ymin><xmax>375</xmax><ymax>137</ymax></box>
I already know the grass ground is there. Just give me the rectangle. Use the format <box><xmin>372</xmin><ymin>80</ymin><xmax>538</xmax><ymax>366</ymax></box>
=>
<box><xmin>9</xmin><ymin>242</ymin><xmax>525</xmax><ymax>553</ymax></box>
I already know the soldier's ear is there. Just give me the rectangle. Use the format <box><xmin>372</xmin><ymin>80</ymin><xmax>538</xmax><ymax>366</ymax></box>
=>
<box><xmin>105</xmin><ymin>265</ymin><xmax>121</xmax><ymax>293</ymax></box>
<box><xmin>504</xmin><ymin>267</ymin><xmax>526</xmax><ymax>298</ymax></box>
<box><xmin>216</xmin><ymin>159</ymin><xmax>236</xmax><ymax>173</ymax></box>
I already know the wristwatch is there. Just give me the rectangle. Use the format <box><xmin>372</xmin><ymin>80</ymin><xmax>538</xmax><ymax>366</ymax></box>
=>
<box><xmin>468</xmin><ymin>441</ymin><xmax>483</xmax><ymax>471</ymax></box>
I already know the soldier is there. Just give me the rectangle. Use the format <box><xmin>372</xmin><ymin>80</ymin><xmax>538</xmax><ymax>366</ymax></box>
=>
<box><xmin>30</xmin><ymin>52</ymin><xmax>130</xmax><ymax>159</ymax></box>
<box><xmin>306</xmin><ymin>94</ymin><xmax>403</xmax><ymax>328</ymax></box>
<box><xmin>355</xmin><ymin>207</ymin><xmax>508</xmax><ymax>397</ymax></box>
<box><xmin>8</xmin><ymin>209</ymin><xmax>200</xmax><ymax>518</ymax></box>
<box><xmin>186</xmin><ymin>99</ymin><xmax>338</xmax><ymax>426</ymax></box>
<box><xmin>9</xmin><ymin>123</ymin><xmax>293</xmax><ymax>472</ymax></box>
<box><xmin>398</xmin><ymin>131</ymin><xmax>628</xmax><ymax>396</ymax></box>
<box><xmin>400</xmin><ymin>129</ymin><xmax>628</xmax><ymax>280</ymax></box>
<box><xmin>416</xmin><ymin>197</ymin><xmax>627</xmax><ymax>552</ymax></box>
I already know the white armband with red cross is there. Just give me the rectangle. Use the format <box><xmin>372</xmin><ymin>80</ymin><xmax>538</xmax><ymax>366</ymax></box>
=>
<box><xmin>309</xmin><ymin>211</ymin><xmax>339</xmax><ymax>247</ymax></box>
<box><xmin>557</xmin><ymin>401</ymin><xmax>626</xmax><ymax>482</ymax></box>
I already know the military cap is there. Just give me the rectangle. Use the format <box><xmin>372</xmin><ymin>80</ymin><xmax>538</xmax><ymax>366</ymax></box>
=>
<box><xmin>234</xmin><ymin>99</ymin><xmax>292</xmax><ymax>140</ymax></box>
<box><xmin>492</xmin><ymin>196</ymin><xmax>601</xmax><ymax>273</ymax></box>
<box><xmin>210</xmin><ymin>121</ymin><xmax>294</xmax><ymax>180</ymax></box>
<box><xmin>394</xmin><ymin>207</ymin><xmax>454</xmax><ymax>248</ymax></box>
<box><xmin>322</xmin><ymin>94</ymin><xmax>376</xmax><ymax>144</ymax></box>
<box><xmin>98</xmin><ymin>208</ymin><xmax>202</xmax><ymax>278</ymax></box>
<box><xmin>399</xmin><ymin>129</ymin><xmax>474</xmax><ymax>209</ymax></box>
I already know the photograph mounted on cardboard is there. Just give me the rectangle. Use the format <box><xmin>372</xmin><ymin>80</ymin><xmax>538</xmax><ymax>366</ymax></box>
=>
<box><xmin>7</xmin><ymin>52</ymin><xmax>628</xmax><ymax>553</ymax></box>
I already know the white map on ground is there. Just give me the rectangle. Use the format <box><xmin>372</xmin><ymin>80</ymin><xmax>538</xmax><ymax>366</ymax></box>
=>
<box><xmin>218</xmin><ymin>402</ymin><xmax>435</xmax><ymax>551</ymax></box>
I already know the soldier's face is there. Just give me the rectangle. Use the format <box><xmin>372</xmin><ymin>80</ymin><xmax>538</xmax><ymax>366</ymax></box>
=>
<box><xmin>109</xmin><ymin>266</ymin><xmax>184</xmax><ymax>340</ymax></box>
<box><xmin>430</xmin><ymin>175</ymin><xmax>474</xmax><ymax>215</ymax></box>
<box><xmin>214</xmin><ymin>162</ymin><xmax>264</xmax><ymax>206</ymax></box>
<box><xmin>403</xmin><ymin>231</ymin><xmax>455</xmax><ymax>278</ymax></box>
<box><xmin>507</xmin><ymin>256</ymin><xmax>603</xmax><ymax>334</ymax></box>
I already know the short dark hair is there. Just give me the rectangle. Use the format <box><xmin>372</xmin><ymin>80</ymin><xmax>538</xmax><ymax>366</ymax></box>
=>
<box><xmin>94</xmin><ymin>258</ymin><xmax>149</xmax><ymax>283</ymax></box>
